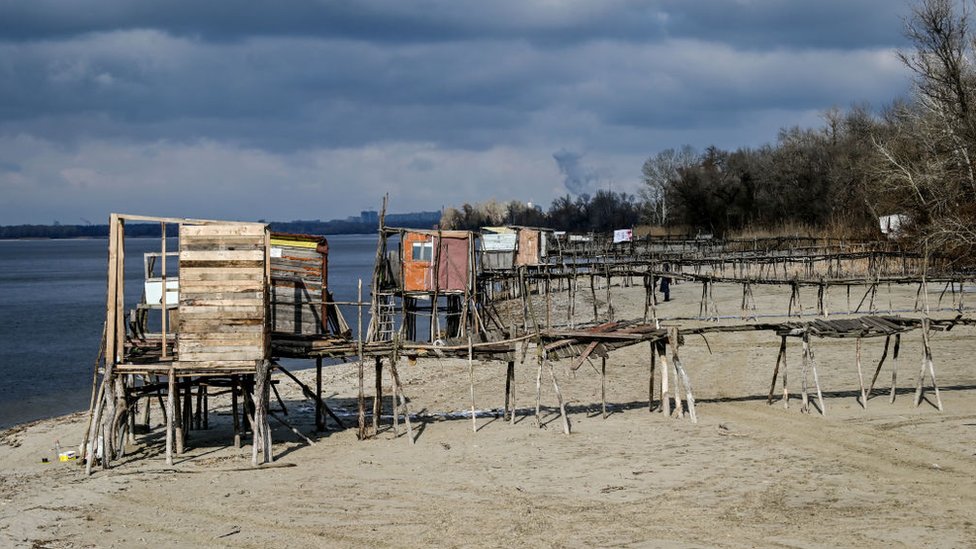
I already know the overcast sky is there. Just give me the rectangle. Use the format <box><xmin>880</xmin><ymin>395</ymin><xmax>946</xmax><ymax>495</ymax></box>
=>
<box><xmin>0</xmin><ymin>0</ymin><xmax>914</xmax><ymax>225</ymax></box>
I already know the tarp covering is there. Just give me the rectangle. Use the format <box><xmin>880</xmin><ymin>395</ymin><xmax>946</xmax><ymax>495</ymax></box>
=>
<box><xmin>613</xmin><ymin>229</ymin><xmax>633</xmax><ymax>243</ymax></box>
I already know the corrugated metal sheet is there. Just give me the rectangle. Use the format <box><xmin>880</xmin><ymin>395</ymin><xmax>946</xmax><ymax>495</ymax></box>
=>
<box><xmin>481</xmin><ymin>233</ymin><xmax>517</xmax><ymax>251</ymax></box>
<box><xmin>482</xmin><ymin>251</ymin><xmax>514</xmax><ymax>270</ymax></box>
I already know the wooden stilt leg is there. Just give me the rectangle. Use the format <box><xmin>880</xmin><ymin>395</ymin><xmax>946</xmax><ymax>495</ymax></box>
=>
<box><xmin>914</xmin><ymin>320</ymin><xmax>943</xmax><ymax>411</ymax></box>
<box><xmin>315</xmin><ymin>358</ymin><xmax>324</xmax><ymax>432</ymax></box>
<box><xmin>535</xmin><ymin>354</ymin><xmax>543</xmax><ymax>428</ymax></box>
<box><xmin>232</xmin><ymin>375</ymin><xmax>241</xmax><ymax>448</ymax></box>
<box><xmin>801</xmin><ymin>332</ymin><xmax>810</xmax><ymax>413</ymax></box>
<box><xmin>659</xmin><ymin>341</ymin><xmax>671</xmax><ymax>417</ymax></box>
<box><xmin>166</xmin><ymin>369</ymin><xmax>175</xmax><ymax>465</ymax></box>
<box><xmin>194</xmin><ymin>383</ymin><xmax>203</xmax><ymax>430</ymax></box>
<box><xmin>373</xmin><ymin>357</ymin><xmax>383</xmax><ymax>437</ymax></box>
<box><xmin>601</xmin><ymin>357</ymin><xmax>607</xmax><ymax>419</ymax></box>
<box><xmin>867</xmin><ymin>335</ymin><xmax>890</xmax><ymax>398</ymax></box>
<box><xmin>808</xmin><ymin>336</ymin><xmax>825</xmax><ymax>416</ymax></box>
<box><xmin>468</xmin><ymin>336</ymin><xmax>477</xmax><ymax>433</ymax></box>
<box><xmin>856</xmin><ymin>338</ymin><xmax>867</xmax><ymax>409</ymax></box>
<box><xmin>768</xmin><ymin>336</ymin><xmax>786</xmax><ymax>405</ymax></box>
<box><xmin>648</xmin><ymin>341</ymin><xmax>656</xmax><ymax>412</ymax></box>
<box><xmin>506</xmin><ymin>361</ymin><xmax>516</xmax><ymax>425</ymax></box>
<box><xmin>389</xmin><ymin>358</ymin><xmax>414</xmax><ymax>444</ymax></box>
<box><xmin>203</xmin><ymin>384</ymin><xmax>209</xmax><ymax>430</ymax></box>
<box><xmin>672</xmin><ymin>359</ymin><xmax>684</xmax><ymax>419</ymax></box>
<box><xmin>668</xmin><ymin>328</ymin><xmax>697</xmax><ymax>423</ymax></box>
<box><xmin>174</xmin><ymin>378</ymin><xmax>184</xmax><ymax>455</ymax></box>
<box><xmin>890</xmin><ymin>334</ymin><xmax>901</xmax><ymax>403</ymax></box>
<box><xmin>545</xmin><ymin>354</ymin><xmax>570</xmax><ymax>435</ymax></box>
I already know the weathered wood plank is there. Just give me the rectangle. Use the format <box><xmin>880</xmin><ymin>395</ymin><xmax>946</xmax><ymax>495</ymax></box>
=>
<box><xmin>179</xmin><ymin>351</ymin><xmax>265</xmax><ymax>362</ymax></box>
<box><xmin>178</xmin><ymin>319</ymin><xmax>264</xmax><ymax>330</ymax></box>
<box><xmin>180</xmin><ymin>269</ymin><xmax>265</xmax><ymax>282</ymax></box>
<box><xmin>180</xmin><ymin>298</ymin><xmax>265</xmax><ymax>307</ymax></box>
<box><xmin>182</xmin><ymin>224</ymin><xmax>266</xmax><ymax>237</ymax></box>
<box><xmin>180</xmin><ymin>250</ymin><xmax>266</xmax><ymax>262</ymax></box>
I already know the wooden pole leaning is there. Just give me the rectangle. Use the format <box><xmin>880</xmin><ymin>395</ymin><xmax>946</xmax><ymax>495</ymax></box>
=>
<box><xmin>768</xmin><ymin>335</ymin><xmax>787</xmax><ymax>407</ymax></box>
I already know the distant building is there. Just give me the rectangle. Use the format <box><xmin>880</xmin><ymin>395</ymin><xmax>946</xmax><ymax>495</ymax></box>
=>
<box><xmin>361</xmin><ymin>210</ymin><xmax>379</xmax><ymax>225</ymax></box>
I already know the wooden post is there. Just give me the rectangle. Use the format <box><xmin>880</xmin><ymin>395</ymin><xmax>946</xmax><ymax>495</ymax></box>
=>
<box><xmin>867</xmin><ymin>335</ymin><xmax>890</xmax><ymax>398</ymax></box>
<box><xmin>232</xmin><ymin>375</ymin><xmax>241</xmax><ymax>448</ymax></box>
<box><xmin>914</xmin><ymin>319</ymin><xmax>943</xmax><ymax>411</ymax></box>
<box><xmin>768</xmin><ymin>336</ymin><xmax>787</xmax><ymax>406</ymax></box>
<box><xmin>668</xmin><ymin>327</ymin><xmax>697</xmax><ymax>424</ymax></box>
<box><xmin>545</xmin><ymin>353</ymin><xmax>571</xmax><ymax>434</ymax></box>
<box><xmin>659</xmin><ymin>340</ymin><xmax>671</xmax><ymax>417</ymax></box>
<box><xmin>855</xmin><ymin>337</ymin><xmax>867</xmax><ymax>409</ymax></box>
<box><xmin>468</xmin><ymin>335</ymin><xmax>477</xmax><ymax>433</ymax></box>
<box><xmin>648</xmin><ymin>340</ymin><xmax>656</xmax><ymax>412</ymax></box>
<box><xmin>315</xmin><ymin>358</ymin><xmax>324</xmax><ymax>432</ymax></box>
<box><xmin>800</xmin><ymin>331</ymin><xmax>810</xmax><ymax>413</ymax></box>
<box><xmin>166</xmin><ymin>369</ymin><xmax>175</xmax><ymax>465</ymax></box>
<box><xmin>890</xmin><ymin>334</ymin><xmax>901</xmax><ymax>403</ymax></box>
<box><xmin>373</xmin><ymin>357</ymin><xmax>383</xmax><ymax>436</ymax></box>
<box><xmin>590</xmin><ymin>273</ymin><xmax>598</xmax><ymax>322</ymax></box>
<box><xmin>388</xmin><ymin>356</ymin><xmax>414</xmax><ymax>444</ymax></box>
<box><xmin>505</xmin><ymin>360</ymin><xmax>515</xmax><ymax>423</ymax></box>
<box><xmin>601</xmin><ymin>356</ymin><xmax>607</xmax><ymax>419</ymax></box>
<box><xmin>357</xmin><ymin>279</ymin><xmax>366</xmax><ymax>440</ymax></box>
<box><xmin>252</xmin><ymin>360</ymin><xmax>273</xmax><ymax>465</ymax></box>
<box><xmin>807</xmin><ymin>333</ymin><xmax>825</xmax><ymax>415</ymax></box>
<box><xmin>545</xmin><ymin>275</ymin><xmax>552</xmax><ymax>329</ymax></box>
<box><xmin>194</xmin><ymin>382</ymin><xmax>203</xmax><ymax>430</ymax></box>
<box><xmin>161</xmin><ymin>222</ymin><xmax>168</xmax><ymax>359</ymax></box>
<box><xmin>534</xmin><ymin>352</ymin><xmax>543</xmax><ymax>428</ymax></box>
<box><xmin>173</xmin><ymin>377</ymin><xmax>184</xmax><ymax>455</ymax></box>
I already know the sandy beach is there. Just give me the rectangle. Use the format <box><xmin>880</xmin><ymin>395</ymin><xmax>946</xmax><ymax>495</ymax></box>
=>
<box><xmin>2</xmin><ymin>280</ymin><xmax>975</xmax><ymax>548</ymax></box>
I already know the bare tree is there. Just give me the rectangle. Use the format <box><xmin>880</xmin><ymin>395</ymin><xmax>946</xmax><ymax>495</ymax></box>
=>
<box><xmin>872</xmin><ymin>0</ymin><xmax>976</xmax><ymax>261</ymax></box>
<box><xmin>640</xmin><ymin>146</ymin><xmax>697</xmax><ymax>225</ymax></box>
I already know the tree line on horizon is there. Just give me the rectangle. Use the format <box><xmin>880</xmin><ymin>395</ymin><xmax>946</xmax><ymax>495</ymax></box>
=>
<box><xmin>441</xmin><ymin>0</ymin><xmax>976</xmax><ymax>265</ymax></box>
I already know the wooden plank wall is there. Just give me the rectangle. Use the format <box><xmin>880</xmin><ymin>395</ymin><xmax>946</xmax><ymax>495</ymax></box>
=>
<box><xmin>177</xmin><ymin>223</ymin><xmax>269</xmax><ymax>369</ymax></box>
<box><xmin>271</xmin><ymin>244</ymin><xmax>324</xmax><ymax>335</ymax></box>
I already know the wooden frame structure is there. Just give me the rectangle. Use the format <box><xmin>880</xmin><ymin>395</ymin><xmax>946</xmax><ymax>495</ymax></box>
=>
<box><xmin>81</xmin><ymin>207</ymin><xmax>976</xmax><ymax>473</ymax></box>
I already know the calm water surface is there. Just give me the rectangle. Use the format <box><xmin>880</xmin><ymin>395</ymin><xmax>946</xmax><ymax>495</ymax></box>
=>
<box><xmin>0</xmin><ymin>233</ymin><xmax>379</xmax><ymax>430</ymax></box>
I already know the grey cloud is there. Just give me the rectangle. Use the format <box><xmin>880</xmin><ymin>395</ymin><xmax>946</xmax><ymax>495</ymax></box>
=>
<box><xmin>0</xmin><ymin>1</ymin><xmax>919</xmax><ymax>224</ymax></box>
<box><xmin>0</xmin><ymin>1</ymin><xmax>907</xmax><ymax>51</ymax></box>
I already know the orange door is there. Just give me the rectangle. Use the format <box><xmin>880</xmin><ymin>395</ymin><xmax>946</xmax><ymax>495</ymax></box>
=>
<box><xmin>403</xmin><ymin>232</ymin><xmax>434</xmax><ymax>291</ymax></box>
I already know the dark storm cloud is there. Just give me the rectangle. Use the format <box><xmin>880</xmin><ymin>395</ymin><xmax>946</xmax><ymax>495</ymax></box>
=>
<box><xmin>0</xmin><ymin>1</ymin><xmax>916</xmax><ymax>224</ymax></box>
<box><xmin>0</xmin><ymin>0</ymin><xmax>906</xmax><ymax>50</ymax></box>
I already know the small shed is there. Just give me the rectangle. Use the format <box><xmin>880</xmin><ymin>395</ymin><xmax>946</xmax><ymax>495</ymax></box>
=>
<box><xmin>401</xmin><ymin>229</ymin><xmax>473</xmax><ymax>293</ymax></box>
<box><xmin>481</xmin><ymin>226</ymin><xmax>552</xmax><ymax>269</ymax></box>
<box><xmin>480</xmin><ymin>227</ymin><xmax>517</xmax><ymax>271</ymax></box>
